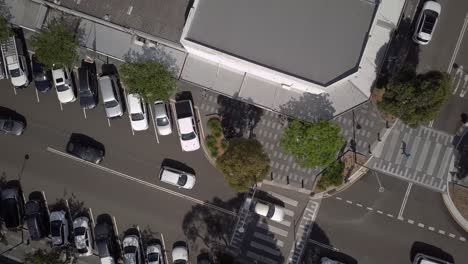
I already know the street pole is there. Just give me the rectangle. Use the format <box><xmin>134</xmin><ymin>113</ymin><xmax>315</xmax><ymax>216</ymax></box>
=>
<box><xmin>17</xmin><ymin>154</ymin><xmax>29</xmax><ymax>182</ymax></box>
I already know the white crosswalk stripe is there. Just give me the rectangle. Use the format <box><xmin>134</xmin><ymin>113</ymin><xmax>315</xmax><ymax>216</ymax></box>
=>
<box><xmin>256</xmin><ymin>222</ymin><xmax>288</xmax><ymax>237</ymax></box>
<box><xmin>279</xmin><ymin>219</ymin><xmax>291</xmax><ymax>227</ymax></box>
<box><xmin>283</xmin><ymin>207</ymin><xmax>295</xmax><ymax>217</ymax></box>
<box><xmin>267</xmin><ymin>191</ymin><xmax>299</xmax><ymax>207</ymax></box>
<box><xmin>253</xmin><ymin>232</ymin><xmax>284</xmax><ymax>247</ymax></box>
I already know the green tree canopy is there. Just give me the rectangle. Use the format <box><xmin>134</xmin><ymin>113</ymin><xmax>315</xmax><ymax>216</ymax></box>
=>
<box><xmin>31</xmin><ymin>19</ymin><xmax>78</xmax><ymax>70</ymax></box>
<box><xmin>216</xmin><ymin>138</ymin><xmax>270</xmax><ymax>192</ymax></box>
<box><xmin>317</xmin><ymin>160</ymin><xmax>345</xmax><ymax>190</ymax></box>
<box><xmin>119</xmin><ymin>62</ymin><xmax>176</xmax><ymax>102</ymax></box>
<box><xmin>281</xmin><ymin>120</ymin><xmax>344</xmax><ymax>169</ymax></box>
<box><xmin>0</xmin><ymin>17</ymin><xmax>12</xmax><ymax>42</ymax></box>
<box><xmin>378</xmin><ymin>68</ymin><xmax>451</xmax><ymax>128</ymax></box>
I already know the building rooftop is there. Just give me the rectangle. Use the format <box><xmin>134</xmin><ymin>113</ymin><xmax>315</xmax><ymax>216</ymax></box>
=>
<box><xmin>186</xmin><ymin>0</ymin><xmax>377</xmax><ymax>86</ymax></box>
<box><xmin>51</xmin><ymin>0</ymin><xmax>190</xmax><ymax>43</ymax></box>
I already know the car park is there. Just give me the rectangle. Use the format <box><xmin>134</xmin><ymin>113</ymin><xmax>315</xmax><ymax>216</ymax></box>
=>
<box><xmin>159</xmin><ymin>166</ymin><xmax>196</xmax><ymax>189</ymax></box>
<box><xmin>154</xmin><ymin>101</ymin><xmax>172</xmax><ymax>136</ymax></box>
<box><xmin>52</xmin><ymin>68</ymin><xmax>76</xmax><ymax>104</ymax></box>
<box><xmin>128</xmin><ymin>93</ymin><xmax>148</xmax><ymax>131</ymax></box>
<box><xmin>32</xmin><ymin>55</ymin><xmax>52</xmax><ymax>93</ymax></box>
<box><xmin>172</xmin><ymin>242</ymin><xmax>189</xmax><ymax>264</ymax></box>
<box><xmin>78</xmin><ymin>61</ymin><xmax>98</xmax><ymax>109</ymax></box>
<box><xmin>175</xmin><ymin>100</ymin><xmax>200</xmax><ymax>152</ymax></box>
<box><xmin>253</xmin><ymin>200</ymin><xmax>285</xmax><ymax>222</ymax></box>
<box><xmin>73</xmin><ymin>216</ymin><xmax>93</xmax><ymax>257</ymax></box>
<box><xmin>413</xmin><ymin>1</ymin><xmax>441</xmax><ymax>45</ymax></box>
<box><xmin>50</xmin><ymin>210</ymin><xmax>69</xmax><ymax>247</ymax></box>
<box><xmin>66</xmin><ymin>134</ymin><xmax>105</xmax><ymax>164</ymax></box>
<box><xmin>0</xmin><ymin>113</ymin><xmax>25</xmax><ymax>136</ymax></box>
<box><xmin>99</xmin><ymin>75</ymin><xmax>123</xmax><ymax>118</ymax></box>
<box><xmin>147</xmin><ymin>242</ymin><xmax>163</xmax><ymax>264</ymax></box>
<box><xmin>1</xmin><ymin>187</ymin><xmax>24</xmax><ymax>229</ymax></box>
<box><xmin>95</xmin><ymin>222</ymin><xmax>117</xmax><ymax>264</ymax></box>
<box><xmin>24</xmin><ymin>199</ymin><xmax>47</xmax><ymax>240</ymax></box>
<box><xmin>123</xmin><ymin>234</ymin><xmax>143</xmax><ymax>264</ymax></box>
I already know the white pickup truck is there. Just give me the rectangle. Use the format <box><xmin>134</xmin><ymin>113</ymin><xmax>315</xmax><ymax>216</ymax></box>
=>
<box><xmin>174</xmin><ymin>100</ymin><xmax>200</xmax><ymax>152</ymax></box>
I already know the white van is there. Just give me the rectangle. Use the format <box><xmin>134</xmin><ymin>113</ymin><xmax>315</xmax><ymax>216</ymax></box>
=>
<box><xmin>159</xmin><ymin>166</ymin><xmax>196</xmax><ymax>189</ymax></box>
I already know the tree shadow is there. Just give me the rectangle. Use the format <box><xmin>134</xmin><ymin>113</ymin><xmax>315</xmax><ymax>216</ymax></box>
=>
<box><xmin>409</xmin><ymin>241</ymin><xmax>454</xmax><ymax>263</ymax></box>
<box><xmin>279</xmin><ymin>92</ymin><xmax>335</xmax><ymax>123</ymax></box>
<box><xmin>123</xmin><ymin>45</ymin><xmax>180</xmax><ymax>76</ymax></box>
<box><xmin>217</xmin><ymin>93</ymin><xmax>264</xmax><ymax>139</ymax></box>
<box><xmin>161</xmin><ymin>158</ymin><xmax>196</xmax><ymax>175</ymax></box>
<box><xmin>0</xmin><ymin>0</ymin><xmax>12</xmax><ymax>22</ymax></box>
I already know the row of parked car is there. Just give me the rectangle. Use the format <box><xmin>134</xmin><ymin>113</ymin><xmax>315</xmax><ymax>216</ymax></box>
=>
<box><xmin>0</xmin><ymin>181</ymin><xmax>190</xmax><ymax>264</ymax></box>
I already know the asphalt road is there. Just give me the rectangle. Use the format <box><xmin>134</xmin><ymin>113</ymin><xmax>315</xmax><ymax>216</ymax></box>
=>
<box><xmin>0</xmin><ymin>76</ymin><xmax>238</xmax><ymax>263</ymax></box>
<box><xmin>309</xmin><ymin>171</ymin><xmax>467</xmax><ymax>264</ymax></box>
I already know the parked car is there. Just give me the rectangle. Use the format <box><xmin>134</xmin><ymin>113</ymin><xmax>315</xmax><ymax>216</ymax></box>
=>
<box><xmin>154</xmin><ymin>101</ymin><xmax>172</xmax><ymax>136</ymax></box>
<box><xmin>66</xmin><ymin>135</ymin><xmax>105</xmax><ymax>164</ymax></box>
<box><xmin>413</xmin><ymin>1</ymin><xmax>441</xmax><ymax>45</ymax></box>
<box><xmin>253</xmin><ymin>200</ymin><xmax>285</xmax><ymax>222</ymax></box>
<box><xmin>50</xmin><ymin>210</ymin><xmax>69</xmax><ymax>247</ymax></box>
<box><xmin>128</xmin><ymin>93</ymin><xmax>148</xmax><ymax>131</ymax></box>
<box><xmin>32</xmin><ymin>55</ymin><xmax>52</xmax><ymax>92</ymax></box>
<box><xmin>78</xmin><ymin>61</ymin><xmax>98</xmax><ymax>109</ymax></box>
<box><xmin>73</xmin><ymin>216</ymin><xmax>93</xmax><ymax>256</ymax></box>
<box><xmin>320</xmin><ymin>257</ymin><xmax>345</xmax><ymax>264</ymax></box>
<box><xmin>146</xmin><ymin>242</ymin><xmax>163</xmax><ymax>264</ymax></box>
<box><xmin>123</xmin><ymin>234</ymin><xmax>143</xmax><ymax>264</ymax></box>
<box><xmin>52</xmin><ymin>68</ymin><xmax>76</xmax><ymax>103</ymax></box>
<box><xmin>24</xmin><ymin>199</ymin><xmax>47</xmax><ymax>240</ymax></box>
<box><xmin>159</xmin><ymin>166</ymin><xmax>196</xmax><ymax>189</ymax></box>
<box><xmin>1</xmin><ymin>36</ymin><xmax>29</xmax><ymax>87</ymax></box>
<box><xmin>174</xmin><ymin>100</ymin><xmax>200</xmax><ymax>152</ymax></box>
<box><xmin>95</xmin><ymin>222</ymin><xmax>117</xmax><ymax>264</ymax></box>
<box><xmin>1</xmin><ymin>187</ymin><xmax>24</xmax><ymax>229</ymax></box>
<box><xmin>172</xmin><ymin>242</ymin><xmax>188</xmax><ymax>264</ymax></box>
<box><xmin>0</xmin><ymin>113</ymin><xmax>25</xmax><ymax>136</ymax></box>
<box><xmin>99</xmin><ymin>75</ymin><xmax>123</xmax><ymax>118</ymax></box>
<box><xmin>413</xmin><ymin>253</ymin><xmax>452</xmax><ymax>264</ymax></box>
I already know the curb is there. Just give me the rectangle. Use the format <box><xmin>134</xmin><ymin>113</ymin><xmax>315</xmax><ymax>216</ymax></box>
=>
<box><xmin>442</xmin><ymin>190</ymin><xmax>468</xmax><ymax>233</ymax></box>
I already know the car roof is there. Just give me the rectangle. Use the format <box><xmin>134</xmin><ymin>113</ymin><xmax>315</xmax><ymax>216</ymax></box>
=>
<box><xmin>99</xmin><ymin>76</ymin><xmax>116</xmax><ymax>101</ymax></box>
<box><xmin>154</xmin><ymin>101</ymin><xmax>167</xmax><ymax>118</ymax></box>
<box><xmin>254</xmin><ymin>202</ymin><xmax>269</xmax><ymax>216</ymax></box>
<box><xmin>178</xmin><ymin>117</ymin><xmax>194</xmax><ymax>134</ymax></box>
<box><xmin>128</xmin><ymin>94</ymin><xmax>143</xmax><ymax>114</ymax></box>
<box><xmin>160</xmin><ymin>167</ymin><xmax>183</xmax><ymax>184</ymax></box>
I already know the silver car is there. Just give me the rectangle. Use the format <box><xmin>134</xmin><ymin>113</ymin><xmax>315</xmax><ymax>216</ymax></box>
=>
<box><xmin>123</xmin><ymin>234</ymin><xmax>143</xmax><ymax>264</ymax></box>
<box><xmin>73</xmin><ymin>216</ymin><xmax>93</xmax><ymax>256</ymax></box>
<box><xmin>50</xmin><ymin>210</ymin><xmax>69</xmax><ymax>247</ymax></box>
<box><xmin>154</xmin><ymin>101</ymin><xmax>172</xmax><ymax>135</ymax></box>
<box><xmin>99</xmin><ymin>75</ymin><xmax>123</xmax><ymax>118</ymax></box>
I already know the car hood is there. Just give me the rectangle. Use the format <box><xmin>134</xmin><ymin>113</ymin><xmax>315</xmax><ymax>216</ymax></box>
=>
<box><xmin>180</xmin><ymin>137</ymin><xmax>200</xmax><ymax>152</ymax></box>
<box><xmin>11</xmin><ymin>75</ymin><xmax>28</xmax><ymax>87</ymax></box>
<box><xmin>57</xmin><ymin>88</ymin><xmax>75</xmax><ymax>103</ymax></box>
<box><xmin>183</xmin><ymin>175</ymin><xmax>196</xmax><ymax>189</ymax></box>
<box><xmin>105</xmin><ymin>105</ymin><xmax>123</xmax><ymax>118</ymax></box>
<box><xmin>156</xmin><ymin>123</ymin><xmax>172</xmax><ymax>136</ymax></box>
<box><xmin>131</xmin><ymin>118</ymin><xmax>148</xmax><ymax>131</ymax></box>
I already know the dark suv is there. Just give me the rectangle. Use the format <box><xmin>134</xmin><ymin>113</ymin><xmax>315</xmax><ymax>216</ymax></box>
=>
<box><xmin>32</xmin><ymin>55</ymin><xmax>52</xmax><ymax>93</ymax></box>
<box><xmin>24</xmin><ymin>199</ymin><xmax>47</xmax><ymax>240</ymax></box>
<box><xmin>1</xmin><ymin>187</ymin><xmax>24</xmax><ymax>229</ymax></box>
<box><xmin>78</xmin><ymin>60</ymin><xmax>98</xmax><ymax>109</ymax></box>
<box><xmin>95</xmin><ymin>222</ymin><xmax>117</xmax><ymax>263</ymax></box>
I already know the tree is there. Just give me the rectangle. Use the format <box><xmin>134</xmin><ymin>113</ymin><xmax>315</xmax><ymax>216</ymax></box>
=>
<box><xmin>216</xmin><ymin>138</ymin><xmax>270</xmax><ymax>192</ymax></box>
<box><xmin>378</xmin><ymin>68</ymin><xmax>451</xmax><ymax>128</ymax></box>
<box><xmin>316</xmin><ymin>160</ymin><xmax>345</xmax><ymax>190</ymax></box>
<box><xmin>119</xmin><ymin>62</ymin><xmax>176</xmax><ymax>102</ymax></box>
<box><xmin>25</xmin><ymin>249</ymin><xmax>63</xmax><ymax>264</ymax></box>
<box><xmin>281</xmin><ymin>120</ymin><xmax>344</xmax><ymax>168</ymax></box>
<box><xmin>0</xmin><ymin>17</ymin><xmax>12</xmax><ymax>42</ymax></box>
<box><xmin>31</xmin><ymin>19</ymin><xmax>78</xmax><ymax>70</ymax></box>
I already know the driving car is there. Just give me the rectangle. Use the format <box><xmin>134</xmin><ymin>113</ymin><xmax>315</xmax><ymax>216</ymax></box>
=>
<box><xmin>172</xmin><ymin>242</ymin><xmax>188</xmax><ymax>264</ymax></box>
<box><xmin>32</xmin><ymin>55</ymin><xmax>52</xmax><ymax>93</ymax></box>
<box><xmin>52</xmin><ymin>68</ymin><xmax>76</xmax><ymax>103</ymax></box>
<box><xmin>413</xmin><ymin>1</ymin><xmax>441</xmax><ymax>45</ymax></box>
<box><xmin>0</xmin><ymin>113</ymin><xmax>25</xmax><ymax>136</ymax></box>
<box><xmin>253</xmin><ymin>200</ymin><xmax>285</xmax><ymax>222</ymax></box>
<box><xmin>128</xmin><ymin>93</ymin><xmax>148</xmax><ymax>131</ymax></box>
<box><xmin>99</xmin><ymin>75</ymin><xmax>123</xmax><ymax>118</ymax></box>
<box><xmin>154</xmin><ymin>101</ymin><xmax>172</xmax><ymax>136</ymax></box>
<box><xmin>95</xmin><ymin>222</ymin><xmax>117</xmax><ymax>264</ymax></box>
<box><xmin>24</xmin><ymin>199</ymin><xmax>47</xmax><ymax>241</ymax></box>
<box><xmin>1</xmin><ymin>187</ymin><xmax>24</xmax><ymax>229</ymax></box>
<box><xmin>159</xmin><ymin>166</ymin><xmax>196</xmax><ymax>189</ymax></box>
<box><xmin>50</xmin><ymin>210</ymin><xmax>69</xmax><ymax>247</ymax></box>
<box><xmin>78</xmin><ymin>61</ymin><xmax>98</xmax><ymax>109</ymax></box>
<box><xmin>123</xmin><ymin>234</ymin><xmax>143</xmax><ymax>264</ymax></box>
<box><xmin>66</xmin><ymin>135</ymin><xmax>105</xmax><ymax>164</ymax></box>
<box><xmin>147</xmin><ymin>242</ymin><xmax>163</xmax><ymax>264</ymax></box>
<box><xmin>73</xmin><ymin>216</ymin><xmax>93</xmax><ymax>256</ymax></box>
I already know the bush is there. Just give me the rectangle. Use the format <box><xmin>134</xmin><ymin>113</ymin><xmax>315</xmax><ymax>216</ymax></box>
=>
<box><xmin>317</xmin><ymin>160</ymin><xmax>345</xmax><ymax>190</ymax></box>
<box><xmin>208</xmin><ymin>118</ymin><xmax>223</xmax><ymax>138</ymax></box>
<box><xmin>206</xmin><ymin>135</ymin><xmax>218</xmax><ymax>156</ymax></box>
<box><xmin>221</xmin><ymin>139</ymin><xmax>229</xmax><ymax>151</ymax></box>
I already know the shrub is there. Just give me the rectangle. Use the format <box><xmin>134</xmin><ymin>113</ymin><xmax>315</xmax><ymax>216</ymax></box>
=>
<box><xmin>208</xmin><ymin>118</ymin><xmax>223</xmax><ymax>138</ymax></box>
<box><xmin>221</xmin><ymin>139</ymin><xmax>229</xmax><ymax>151</ymax></box>
<box><xmin>317</xmin><ymin>160</ymin><xmax>345</xmax><ymax>191</ymax></box>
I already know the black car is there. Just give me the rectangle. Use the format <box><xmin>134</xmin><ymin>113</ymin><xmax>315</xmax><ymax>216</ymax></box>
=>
<box><xmin>24</xmin><ymin>199</ymin><xmax>48</xmax><ymax>240</ymax></box>
<box><xmin>1</xmin><ymin>187</ymin><xmax>24</xmax><ymax>229</ymax></box>
<box><xmin>66</xmin><ymin>134</ymin><xmax>105</xmax><ymax>164</ymax></box>
<box><xmin>32</xmin><ymin>55</ymin><xmax>52</xmax><ymax>93</ymax></box>
<box><xmin>0</xmin><ymin>113</ymin><xmax>26</xmax><ymax>136</ymax></box>
<box><xmin>95</xmin><ymin>222</ymin><xmax>117</xmax><ymax>263</ymax></box>
<box><xmin>78</xmin><ymin>61</ymin><xmax>98</xmax><ymax>109</ymax></box>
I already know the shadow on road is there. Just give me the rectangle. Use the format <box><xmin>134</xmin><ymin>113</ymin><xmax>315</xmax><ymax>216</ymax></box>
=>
<box><xmin>161</xmin><ymin>158</ymin><xmax>196</xmax><ymax>175</ymax></box>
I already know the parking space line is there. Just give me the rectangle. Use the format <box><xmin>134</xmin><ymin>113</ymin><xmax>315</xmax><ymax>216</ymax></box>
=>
<box><xmin>83</xmin><ymin>108</ymin><xmax>87</xmax><ymax>119</ymax></box>
<box><xmin>160</xmin><ymin>233</ymin><xmax>169</xmax><ymax>264</ymax></box>
<box><xmin>113</xmin><ymin>216</ymin><xmax>119</xmax><ymax>237</ymax></box>
<box><xmin>417</xmin><ymin>223</ymin><xmax>424</xmax><ymax>228</ymax></box>
<box><xmin>46</xmin><ymin>147</ymin><xmax>237</xmax><ymax>217</ymax></box>
<box><xmin>448</xmin><ymin>12</ymin><xmax>468</xmax><ymax>73</ymax></box>
<box><xmin>35</xmin><ymin>88</ymin><xmax>40</xmax><ymax>103</ymax></box>
<box><xmin>59</xmin><ymin>101</ymin><xmax>63</xmax><ymax>111</ymax></box>
<box><xmin>107</xmin><ymin>118</ymin><xmax>111</xmax><ymax>127</ymax></box>
<box><xmin>335</xmin><ymin>197</ymin><xmax>342</xmax><ymax>200</ymax></box>
<box><xmin>398</xmin><ymin>182</ymin><xmax>412</xmax><ymax>219</ymax></box>
<box><xmin>13</xmin><ymin>87</ymin><xmax>17</xmax><ymax>95</ymax></box>
<box><xmin>148</xmin><ymin>104</ymin><xmax>160</xmax><ymax>144</ymax></box>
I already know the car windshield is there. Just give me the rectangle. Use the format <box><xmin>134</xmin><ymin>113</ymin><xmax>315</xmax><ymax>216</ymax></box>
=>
<box><xmin>148</xmin><ymin>253</ymin><xmax>160</xmax><ymax>262</ymax></box>
<box><xmin>78</xmin><ymin>248</ymin><xmax>88</xmax><ymax>254</ymax></box>
<box><xmin>75</xmin><ymin>227</ymin><xmax>86</xmax><ymax>236</ymax></box>
<box><xmin>56</xmin><ymin>84</ymin><xmax>69</xmax><ymax>92</ymax></box>
<box><xmin>181</xmin><ymin>132</ymin><xmax>196</xmax><ymax>141</ymax></box>
<box><xmin>266</xmin><ymin>205</ymin><xmax>275</xmax><ymax>218</ymax></box>
<box><xmin>156</xmin><ymin>117</ymin><xmax>169</xmax><ymax>126</ymax></box>
<box><xmin>422</xmin><ymin>10</ymin><xmax>438</xmax><ymax>33</ymax></box>
<box><xmin>131</xmin><ymin>113</ymin><xmax>144</xmax><ymax>121</ymax></box>
<box><xmin>124</xmin><ymin>246</ymin><xmax>137</xmax><ymax>254</ymax></box>
<box><xmin>9</xmin><ymin>69</ymin><xmax>20</xmax><ymax>77</ymax></box>
<box><xmin>51</xmin><ymin>221</ymin><xmax>62</xmax><ymax>236</ymax></box>
<box><xmin>174</xmin><ymin>260</ymin><xmax>187</xmax><ymax>264</ymax></box>
<box><xmin>177</xmin><ymin>174</ymin><xmax>188</xmax><ymax>186</ymax></box>
<box><xmin>104</xmin><ymin>100</ymin><xmax>118</xmax><ymax>108</ymax></box>
<box><xmin>80</xmin><ymin>89</ymin><xmax>92</xmax><ymax>95</ymax></box>
<box><xmin>2</xmin><ymin>120</ymin><xmax>14</xmax><ymax>131</ymax></box>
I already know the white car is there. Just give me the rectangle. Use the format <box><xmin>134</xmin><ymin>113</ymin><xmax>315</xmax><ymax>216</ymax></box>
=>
<box><xmin>123</xmin><ymin>235</ymin><xmax>143</xmax><ymax>264</ymax></box>
<box><xmin>178</xmin><ymin>117</ymin><xmax>200</xmax><ymax>152</ymax></box>
<box><xmin>50</xmin><ymin>210</ymin><xmax>69</xmax><ymax>247</ymax></box>
<box><xmin>154</xmin><ymin>101</ymin><xmax>172</xmax><ymax>136</ymax></box>
<box><xmin>146</xmin><ymin>242</ymin><xmax>163</xmax><ymax>264</ymax></box>
<box><xmin>254</xmin><ymin>200</ymin><xmax>285</xmax><ymax>222</ymax></box>
<box><xmin>6</xmin><ymin>55</ymin><xmax>29</xmax><ymax>87</ymax></box>
<box><xmin>172</xmin><ymin>242</ymin><xmax>188</xmax><ymax>264</ymax></box>
<box><xmin>159</xmin><ymin>166</ymin><xmax>196</xmax><ymax>189</ymax></box>
<box><xmin>413</xmin><ymin>1</ymin><xmax>441</xmax><ymax>45</ymax></box>
<box><xmin>52</xmin><ymin>68</ymin><xmax>76</xmax><ymax>103</ymax></box>
<box><xmin>128</xmin><ymin>93</ymin><xmax>148</xmax><ymax>131</ymax></box>
<box><xmin>73</xmin><ymin>216</ymin><xmax>93</xmax><ymax>256</ymax></box>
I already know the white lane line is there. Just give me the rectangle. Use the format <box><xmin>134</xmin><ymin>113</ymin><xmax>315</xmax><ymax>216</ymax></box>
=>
<box><xmin>346</xmin><ymin>200</ymin><xmax>353</xmax><ymax>204</ymax></box>
<box><xmin>417</xmin><ymin>223</ymin><xmax>425</xmax><ymax>228</ymax></box>
<box><xmin>113</xmin><ymin>216</ymin><xmax>119</xmax><ymax>236</ymax></box>
<box><xmin>356</xmin><ymin>203</ymin><xmax>363</xmax><ymax>208</ymax></box>
<box><xmin>148</xmin><ymin>104</ymin><xmax>160</xmax><ymax>144</ymax></box>
<box><xmin>59</xmin><ymin>101</ymin><xmax>63</xmax><ymax>111</ymax></box>
<box><xmin>35</xmin><ymin>88</ymin><xmax>40</xmax><ymax>103</ymax></box>
<box><xmin>428</xmin><ymin>226</ymin><xmax>435</xmax><ymax>231</ymax></box>
<box><xmin>335</xmin><ymin>197</ymin><xmax>342</xmax><ymax>200</ymax></box>
<box><xmin>46</xmin><ymin>147</ymin><xmax>236</xmax><ymax>216</ymax></box>
<box><xmin>439</xmin><ymin>230</ymin><xmax>446</xmax><ymax>235</ymax></box>
<box><xmin>377</xmin><ymin>210</ymin><xmax>383</xmax><ymax>214</ymax></box>
<box><xmin>398</xmin><ymin>182</ymin><xmax>413</xmax><ymax>220</ymax></box>
<box><xmin>387</xmin><ymin>214</ymin><xmax>394</xmax><ymax>218</ymax></box>
<box><xmin>449</xmin><ymin>233</ymin><xmax>456</xmax><ymax>238</ymax></box>
<box><xmin>448</xmin><ymin>12</ymin><xmax>468</xmax><ymax>73</ymax></box>
<box><xmin>408</xmin><ymin>219</ymin><xmax>414</xmax><ymax>224</ymax></box>
<box><xmin>83</xmin><ymin>108</ymin><xmax>87</xmax><ymax>119</ymax></box>
<box><xmin>268</xmin><ymin>191</ymin><xmax>298</xmax><ymax>207</ymax></box>
<box><xmin>366</xmin><ymin>207</ymin><xmax>373</xmax><ymax>211</ymax></box>
<box><xmin>161</xmin><ymin>233</ymin><xmax>169</xmax><ymax>264</ymax></box>
<box><xmin>107</xmin><ymin>118</ymin><xmax>111</xmax><ymax>127</ymax></box>
<box><xmin>308</xmin><ymin>239</ymin><xmax>339</xmax><ymax>252</ymax></box>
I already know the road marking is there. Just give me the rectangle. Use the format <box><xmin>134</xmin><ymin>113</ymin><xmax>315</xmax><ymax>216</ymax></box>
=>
<box><xmin>107</xmin><ymin>118</ymin><xmax>111</xmax><ymax>127</ymax></box>
<box><xmin>448</xmin><ymin>12</ymin><xmax>468</xmax><ymax>73</ymax></box>
<box><xmin>346</xmin><ymin>200</ymin><xmax>353</xmax><ymax>204</ymax></box>
<box><xmin>417</xmin><ymin>223</ymin><xmax>424</xmax><ymax>228</ymax></box>
<box><xmin>460</xmin><ymin>237</ymin><xmax>466</xmax><ymax>242</ymax></box>
<box><xmin>335</xmin><ymin>197</ymin><xmax>342</xmax><ymax>200</ymax></box>
<box><xmin>122</xmin><ymin>89</ymin><xmax>134</xmax><ymax>135</ymax></box>
<box><xmin>13</xmin><ymin>86</ymin><xmax>17</xmax><ymax>95</ymax></box>
<box><xmin>113</xmin><ymin>216</ymin><xmax>119</xmax><ymax>236</ymax></box>
<box><xmin>398</xmin><ymin>216</ymin><xmax>404</xmax><ymax>221</ymax></box>
<box><xmin>268</xmin><ymin>191</ymin><xmax>298</xmax><ymax>207</ymax></box>
<box><xmin>449</xmin><ymin>233</ymin><xmax>456</xmax><ymax>238</ymax></box>
<box><xmin>35</xmin><ymin>88</ymin><xmax>40</xmax><ymax>103</ymax></box>
<box><xmin>46</xmin><ymin>147</ymin><xmax>236</xmax><ymax>216</ymax></box>
<box><xmin>59</xmin><ymin>101</ymin><xmax>63</xmax><ymax>111</ymax></box>
<box><xmin>398</xmin><ymin>182</ymin><xmax>412</xmax><ymax>220</ymax></box>
<box><xmin>377</xmin><ymin>210</ymin><xmax>383</xmax><ymax>214</ymax></box>
<box><xmin>439</xmin><ymin>230</ymin><xmax>446</xmax><ymax>235</ymax></box>
<box><xmin>366</xmin><ymin>207</ymin><xmax>373</xmax><ymax>211</ymax></box>
<box><xmin>428</xmin><ymin>226</ymin><xmax>435</xmax><ymax>231</ymax></box>
<box><xmin>356</xmin><ymin>203</ymin><xmax>363</xmax><ymax>208</ymax></box>
<box><xmin>283</xmin><ymin>208</ymin><xmax>294</xmax><ymax>217</ymax></box>
<box><xmin>408</xmin><ymin>219</ymin><xmax>414</xmax><ymax>224</ymax></box>
<box><xmin>308</xmin><ymin>239</ymin><xmax>339</xmax><ymax>252</ymax></box>
<box><xmin>160</xmin><ymin>233</ymin><xmax>169</xmax><ymax>264</ymax></box>
<box><xmin>82</xmin><ymin>108</ymin><xmax>87</xmax><ymax>119</ymax></box>
<box><xmin>428</xmin><ymin>120</ymin><xmax>434</xmax><ymax>128</ymax></box>
<box><xmin>387</xmin><ymin>214</ymin><xmax>394</xmax><ymax>218</ymax></box>
<box><xmin>279</xmin><ymin>219</ymin><xmax>291</xmax><ymax>227</ymax></box>
<box><xmin>253</xmin><ymin>232</ymin><xmax>284</xmax><ymax>247</ymax></box>
<box><xmin>148</xmin><ymin>104</ymin><xmax>160</xmax><ymax>144</ymax></box>
<box><xmin>256</xmin><ymin>222</ymin><xmax>288</xmax><ymax>237</ymax></box>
